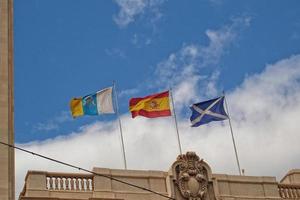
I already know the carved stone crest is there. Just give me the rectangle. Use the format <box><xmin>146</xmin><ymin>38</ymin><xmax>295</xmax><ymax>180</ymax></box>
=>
<box><xmin>173</xmin><ymin>152</ymin><xmax>210</xmax><ymax>200</ymax></box>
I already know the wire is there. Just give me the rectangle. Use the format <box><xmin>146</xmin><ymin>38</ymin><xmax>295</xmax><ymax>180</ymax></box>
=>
<box><xmin>0</xmin><ymin>141</ymin><xmax>175</xmax><ymax>200</ymax></box>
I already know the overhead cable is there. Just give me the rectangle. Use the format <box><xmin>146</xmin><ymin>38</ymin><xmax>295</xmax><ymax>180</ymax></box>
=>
<box><xmin>0</xmin><ymin>141</ymin><xmax>175</xmax><ymax>200</ymax></box>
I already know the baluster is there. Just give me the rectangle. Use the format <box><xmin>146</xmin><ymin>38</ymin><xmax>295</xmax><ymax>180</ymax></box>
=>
<box><xmin>81</xmin><ymin>178</ymin><xmax>85</xmax><ymax>191</ymax></box>
<box><xmin>278</xmin><ymin>187</ymin><xmax>282</xmax><ymax>198</ymax></box>
<box><xmin>52</xmin><ymin>177</ymin><xmax>56</xmax><ymax>190</ymax></box>
<box><xmin>283</xmin><ymin>187</ymin><xmax>287</xmax><ymax>198</ymax></box>
<box><xmin>291</xmin><ymin>188</ymin><xmax>294</xmax><ymax>198</ymax></box>
<box><xmin>59</xmin><ymin>178</ymin><xmax>64</xmax><ymax>190</ymax></box>
<box><xmin>67</xmin><ymin>177</ymin><xmax>71</xmax><ymax>190</ymax></box>
<box><xmin>57</xmin><ymin>177</ymin><xmax>61</xmax><ymax>190</ymax></box>
<box><xmin>69</xmin><ymin>177</ymin><xmax>74</xmax><ymax>190</ymax></box>
<box><xmin>292</xmin><ymin>188</ymin><xmax>296</xmax><ymax>198</ymax></box>
<box><xmin>62</xmin><ymin>177</ymin><xmax>65</xmax><ymax>190</ymax></box>
<box><xmin>65</xmin><ymin>178</ymin><xmax>69</xmax><ymax>190</ymax></box>
<box><xmin>288</xmin><ymin>187</ymin><xmax>292</xmax><ymax>199</ymax></box>
<box><xmin>46</xmin><ymin>177</ymin><xmax>50</xmax><ymax>190</ymax></box>
<box><xmin>64</xmin><ymin>178</ymin><xmax>67</xmax><ymax>190</ymax></box>
<box><xmin>56</xmin><ymin>177</ymin><xmax>60</xmax><ymax>190</ymax></box>
<box><xmin>71</xmin><ymin>177</ymin><xmax>77</xmax><ymax>190</ymax></box>
<box><xmin>76</xmin><ymin>178</ymin><xmax>80</xmax><ymax>191</ymax></box>
<box><xmin>46</xmin><ymin>175</ymin><xmax>95</xmax><ymax>192</ymax></box>
<box><xmin>283</xmin><ymin>187</ymin><xmax>288</xmax><ymax>198</ymax></box>
<box><xmin>281</xmin><ymin>187</ymin><xmax>286</xmax><ymax>198</ymax></box>
<box><xmin>78</xmin><ymin>179</ymin><xmax>82</xmax><ymax>191</ymax></box>
<box><xmin>280</xmin><ymin>187</ymin><xmax>285</xmax><ymax>198</ymax></box>
<box><xmin>59</xmin><ymin>178</ymin><xmax>62</xmax><ymax>190</ymax></box>
<box><xmin>66</xmin><ymin>177</ymin><xmax>72</xmax><ymax>190</ymax></box>
<box><xmin>278</xmin><ymin>186</ymin><xmax>282</xmax><ymax>198</ymax></box>
<box><xmin>54</xmin><ymin>177</ymin><xmax>57</xmax><ymax>190</ymax></box>
<box><xmin>61</xmin><ymin>177</ymin><xmax>65</xmax><ymax>190</ymax></box>
<box><xmin>72</xmin><ymin>178</ymin><xmax>77</xmax><ymax>190</ymax></box>
<box><xmin>54</xmin><ymin>178</ymin><xmax>58</xmax><ymax>190</ymax></box>
<box><xmin>284</xmin><ymin>187</ymin><xmax>288</xmax><ymax>198</ymax></box>
<box><xmin>294</xmin><ymin>187</ymin><xmax>298</xmax><ymax>198</ymax></box>
<box><xmin>88</xmin><ymin>179</ymin><xmax>93</xmax><ymax>191</ymax></box>
<box><xmin>296</xmin><ymin>187</ymin><xmax>300</xmax><ymax>198</ymax></box>
<box><xmin>295</xmin><ymin>187</ymin><xmax>298</xmax><ymax>198</ymax></box>
<box><xmin>288</xmin><ymin>188</ymin><xmax>292</xmax><ymax>198</ymax></box>
<box><xmin>85</xmin><ymin>178</ymin><xmax>88</xmax><ymax>191</ymax></box>
<box><xmin>50</xmin><ymin>177</ymin><xmax>53</xmax><ymax>190</ymax></box>
<box><xmin>83</xmin><ymin>178</ymin><xmax>87</xmax><ymax>191</ymax></box>
<box><xmin>80</xmin><ymin>178</ymin><xmax>83</xmax><ymax>191</ymax></box>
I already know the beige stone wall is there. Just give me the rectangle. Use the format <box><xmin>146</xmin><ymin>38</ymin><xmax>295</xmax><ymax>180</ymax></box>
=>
<box><xmin>20</xmin><ymin>168</ymin><xmax>169</xmax><ymax>200</ymax></box>
<box><xmin>212</xmin><ymin>174</ymin><xmax>281</xmax><ymax>200</ymax></box>
<box><xmin>280</xmin><ymin>169</ymin><xmax>300</xmax><ymax>184</ymax></box>
<box><xmin>20</xmin><ymin>167</ymin><xmax>300</xmax><ymax>200</ymax></box>
<box><xmin>17</xmin><ymin>152</ymin><xmax>300</xmax><ymax>200</ymax></box>
<box><xmin>92</xmin><ymin>167</ymin><xmax>168</xmax><ymax>200</ymax></box>
<box><xmin>0</xmin><ymin>0</ymin><xmax>15</xmax><ymax>199</ymax></box>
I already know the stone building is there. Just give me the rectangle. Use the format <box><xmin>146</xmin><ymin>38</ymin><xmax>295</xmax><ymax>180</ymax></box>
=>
<box><xmin>0</xmin><ymin>0</ymin><xmax>15</xmax><ymax>199</ymax></box>
<box><xmin>1</xmin><ymin>1</ymin><xmax>300</xmax><ymax>200</ymax></box>
<box><xmin>19</xmin><ymin>152</ymin><xmax>300</xmax><ymax>200</ymax></box>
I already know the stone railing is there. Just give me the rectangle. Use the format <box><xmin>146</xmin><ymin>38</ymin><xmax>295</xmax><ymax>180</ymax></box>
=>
<box><xmin>46</xmin><ymin>173</ymin><xmax>93</xmax><ymax>191</ymax></box>
<box><xmin>278</xmin><ymin>183</ymin><xmax>300</xmax><ymax>199</ymax></box>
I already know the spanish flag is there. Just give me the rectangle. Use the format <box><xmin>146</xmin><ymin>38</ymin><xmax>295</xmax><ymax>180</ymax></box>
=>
<box><xmin>129</xmin><ymin>91</ymin><xmax>171</xmax><ymax>118</ymax></box>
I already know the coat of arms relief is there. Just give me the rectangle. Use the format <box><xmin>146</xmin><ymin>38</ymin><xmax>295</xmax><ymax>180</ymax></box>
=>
<box><xmin>170</xmin><ymin>152</ymin><xmax>214</xmax><ymax>200</ymax></box>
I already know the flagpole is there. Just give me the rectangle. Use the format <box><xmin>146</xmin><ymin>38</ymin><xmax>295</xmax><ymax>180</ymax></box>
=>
<box><xmin>170</xmin><ymin>88</ymin><xmax>183</xmax><ymax>155</ymax></box>
<box><xmin>113</xmin><ymin>81</ymin><xmax>127</xmax><ymax>169</ymax></box>
<box><xmin>223</xmin><ymin>91</ymin><xmax>242</xmax><ymax>175</ymax></box>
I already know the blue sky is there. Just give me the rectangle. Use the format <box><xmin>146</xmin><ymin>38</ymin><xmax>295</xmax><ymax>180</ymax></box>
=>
<box><xmin>14</xmin><ymin>0</ymin><xmax>300</xmax><ymax>196</ymax></box>
<box><xmin>15</xmin><ymin>0</ymin><xmax>300</xmax><ymax>142</ymax></box>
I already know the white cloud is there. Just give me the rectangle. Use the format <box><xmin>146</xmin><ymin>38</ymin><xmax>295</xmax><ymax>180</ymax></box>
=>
<box><xmin>113</xmin><ymin>0</ymin><xmax>165</xmax><ymax>28</ymax></box>
<box><xmin>226</xmin><ymin>54</ymin><xmax>300</xmax><ymax>176</ymax></box>
<box><xmin>118</xmin><ymin>88</ymin><xmax>139</xmax><ymax>98</ymax></box>
<box><xmin>32</xmin><ymin>111</ymin><xmax>72</xmax><ymax>132</ymax></box>
<box><xmin>32</xmin><ymin>122</ymin><xmax>59</xmax><ymax>132</ymax></box>
<box><xmin>154</xmin><ymin>17</ymin><xmax>251</xmax><ymax>109</ymax></box>
<box><xmin>16</xmin><ymin>54</ymin><xmax>300</xmax><ymax>197</ymax></box>
<box><xmin>205</xmin><ymin>70</ymin><xmax>220</xmax><ymax>97</ymax></box>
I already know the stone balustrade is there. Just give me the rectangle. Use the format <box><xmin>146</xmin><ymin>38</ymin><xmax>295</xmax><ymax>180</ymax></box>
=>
<box><xmin>19</xmin><ymin>159</ymin><xmax>300</xmax><ymax>200</ymax></box>
<box><xmin>278</xmin><ymin>183</ymin><xmax>300</xmax><ymax>199</ymax></box>
<box><xmin>46</xmin><ymin>173</ymin><xmax>93</xmax><ymax>191</ymax></box>
<box><xmin>20</xmin><ymin>169</ymin><xmax>169</xmax><ymax>200</ymax></box>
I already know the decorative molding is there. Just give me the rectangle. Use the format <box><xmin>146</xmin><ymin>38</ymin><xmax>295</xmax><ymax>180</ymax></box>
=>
<box><xmin>172</xmin><ymin>152</ymin><xmax>212</xmax><ymax>200</ymax></box>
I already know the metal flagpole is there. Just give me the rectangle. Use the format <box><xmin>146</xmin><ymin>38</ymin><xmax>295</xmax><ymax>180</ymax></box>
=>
<box><xmin>170</xmin><ymin>88</ymin><xmax>183</xmax><ymax>155</ymax></box>
<box><xmin>113</xmin><ymin>81</ymin><xmax>127</xmax><ymax>169</ymax></box>
<box><xmin>223</xmin><ymin>91</ymin><xmax>242</xmax><ymax>175</ymax></box>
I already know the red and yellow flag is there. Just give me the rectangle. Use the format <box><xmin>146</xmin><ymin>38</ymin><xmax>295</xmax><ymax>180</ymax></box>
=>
<box><xmin>129</xmin><ymin>91</ymin><xmax>171</xmax><ymax>118</ymax></box>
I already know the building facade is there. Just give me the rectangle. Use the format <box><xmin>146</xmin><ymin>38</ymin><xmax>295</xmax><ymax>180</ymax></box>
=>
<box><xmin>19</xmin><ymin>152</ymin><xmax>300</xmax><ymax>200</ymax></box>
<box><xmin>0</xmin><ymin>0</ymin><xmax>15</xmax><ymax>199</ymax></box>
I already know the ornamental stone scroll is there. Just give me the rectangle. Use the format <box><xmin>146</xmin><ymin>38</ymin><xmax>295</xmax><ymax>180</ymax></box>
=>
<box><xmin>168</xmin><ymin>152</ymin><xmax>215</xmax><ymax>200</ymax></box>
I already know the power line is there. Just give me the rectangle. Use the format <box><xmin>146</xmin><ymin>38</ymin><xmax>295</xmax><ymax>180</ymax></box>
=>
<box><xmin>0</xmin><ymin>141</ymin><xmax>175</xmax><ymax>200</ymax></box>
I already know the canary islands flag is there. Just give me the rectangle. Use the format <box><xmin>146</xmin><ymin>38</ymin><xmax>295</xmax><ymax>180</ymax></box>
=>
<box><xmin>190</xmin><ymin>96</ymin><xmax>228</xmax><ymax>127</ymax></box>
<box><xmin>70</xmin><ymin>87</ymin><xmax>114</xmax><ymax>118</ymax></box>
<box><xmin>129</xmin><ymin>91</ymin><xmax>171</xmax><ymax>118</ymax></box>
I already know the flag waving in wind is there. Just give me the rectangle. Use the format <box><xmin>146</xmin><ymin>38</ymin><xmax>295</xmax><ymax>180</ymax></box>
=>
<box><xmin>129</xmin><ymin>91</ymin><xmax>171</xmax><ymax>118</ymax></box>
<box><xmin>70</xmin><ymin>87</ymin><xmax>114</xmax><ymax>118</ymax></box>
<box><xmin>190</xmin><ymin>96</ymin><xmax>228</xmax><ymax>127</ymax></box>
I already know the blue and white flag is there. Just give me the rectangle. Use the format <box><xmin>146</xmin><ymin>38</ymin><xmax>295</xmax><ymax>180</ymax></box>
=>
<box><xmin>190</xmin><ymin>96</ymin><xmax>228</xmax><ymax>127</ymax></box>
<box><xmin>70</xmin><ymin>87</ymin><xmax>114</xmax><ymax>118</ymax></box>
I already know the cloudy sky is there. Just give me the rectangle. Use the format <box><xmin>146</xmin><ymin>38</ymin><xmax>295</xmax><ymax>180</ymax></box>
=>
<box><xmin>14</xmin><ymin>0</ymin><xmax>300</xmax><ymax>197</ymax></box>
